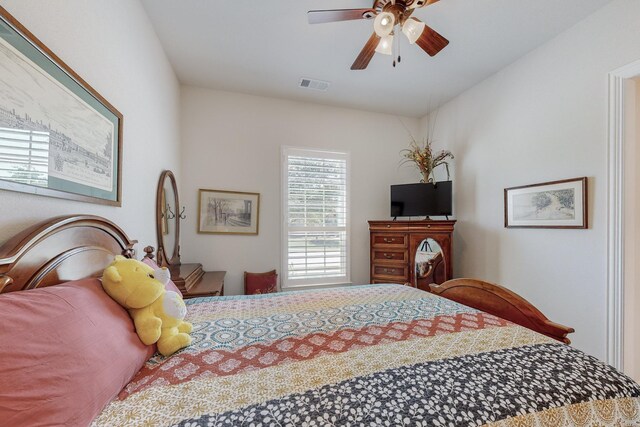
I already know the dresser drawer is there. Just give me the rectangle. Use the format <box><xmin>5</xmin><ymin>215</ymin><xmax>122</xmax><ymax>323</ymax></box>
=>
<box><xmin>369</xmin><ymin>222</ymin><xmax>409</xmax><ymax>232</ymax></box>
<box><xmin>372</xmin><ymin>249</ymin><xmax>408</xmax><ymax>263</ymax></box>
<box><xmin>372</xmin><ymin>280</ymin><xmax>411</xmax><ymax>286</ymax></box>
<box><xmin>371</xmin><ymin>233</ymin><xmax>408</xmax><ymax>248</ymax></box>
<box><xmin>373</xmin><ymin>265</ymin><xmax>408</xmax><ymax>279</ymax></box>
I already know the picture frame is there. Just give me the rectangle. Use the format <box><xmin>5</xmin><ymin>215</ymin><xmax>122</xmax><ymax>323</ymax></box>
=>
<box><xmin>0</xmin><ymin>6</ymin><xmax>123</xmax><ymax>206</ymax></box>
<box><xmin>504</xmin><ymin>177</ymin><xmax>588</xmax><ymax>229</ymax></box>
<box><xmin>198</xmin><ymin>189</ymin><xmax>260</xmax><ymax>235</ymax></box>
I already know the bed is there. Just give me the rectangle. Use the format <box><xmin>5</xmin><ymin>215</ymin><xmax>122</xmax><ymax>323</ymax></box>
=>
<box><xmin>1</xmin><ymin>215</ymin><xmax>639</xmax><ymax>426</ymax></box>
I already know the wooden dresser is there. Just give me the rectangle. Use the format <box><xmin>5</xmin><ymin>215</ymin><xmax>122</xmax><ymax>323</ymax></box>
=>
<box><xmin>368</xmin><ymin>220</ymin><xmax>456</xmax><ymax>291</ymax></box>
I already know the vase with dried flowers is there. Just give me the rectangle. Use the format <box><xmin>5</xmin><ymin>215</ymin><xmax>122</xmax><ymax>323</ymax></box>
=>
<box><xmin>400</xmin><ymin>134</ymin><xmax>454</xmax><ymax>184</ymax></box>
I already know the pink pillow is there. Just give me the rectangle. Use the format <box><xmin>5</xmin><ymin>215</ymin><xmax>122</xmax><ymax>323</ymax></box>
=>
<box><xmin>142</xmin><ymin>257</ymin><xmax>183</xmax><ymax>297</ymax></box>
<box><xmin>0</xmin><ymin>278</ymin><xmax>154</xmax><ymax>426</ymax></box>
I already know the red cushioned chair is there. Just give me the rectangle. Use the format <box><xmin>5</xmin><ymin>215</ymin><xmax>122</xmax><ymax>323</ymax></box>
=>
<box><xmin>244</xmin><ymin>270</ymin><xmax>278</xmax><ymax>295</ymax></box>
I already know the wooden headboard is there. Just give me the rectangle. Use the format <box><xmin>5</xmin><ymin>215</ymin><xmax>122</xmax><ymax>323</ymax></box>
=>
<box><xmin>0</xmin><ymin>215</ymin><xmax>136</xmax><ymax>294</ymax></box>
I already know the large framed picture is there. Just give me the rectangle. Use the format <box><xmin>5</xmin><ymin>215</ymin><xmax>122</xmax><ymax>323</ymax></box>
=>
<box><xmin>0</xmin><ymin>7</ymin><xmax>122</xmax><ymax>205</ymax></box>
<box><xmin>504</xmin><ymin>177</ymin><xmax>588</xmax><ymax>229</ymax></box>
<box><xmin>198</xmin><ymin>189</ymin><xmax>260</xmax><ymax>235</ymax></box>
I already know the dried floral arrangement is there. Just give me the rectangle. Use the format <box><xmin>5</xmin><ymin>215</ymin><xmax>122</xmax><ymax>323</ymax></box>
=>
<box><xmin>399</xmin><ymin>118</ymin><xmax>454</xmax><ymax>184</ymax></box>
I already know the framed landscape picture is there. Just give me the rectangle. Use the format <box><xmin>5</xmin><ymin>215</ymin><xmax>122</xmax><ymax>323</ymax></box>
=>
<box><xmin>504</xmin><ymin>177</ymin><xmax>588</xmax><ymax>229</ymax></box>
<box><xmin>198</xmin><ymin>189</ymin><xmax>260</xmax><ymax>235</ymax></box>
<box><xmin>0</xmin><ymin>7</ymin><xmax>122</xmax><ymax>205</ymax></box>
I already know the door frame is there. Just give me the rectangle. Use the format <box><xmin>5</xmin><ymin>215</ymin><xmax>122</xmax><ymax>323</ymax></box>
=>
<box><xmin>607</xmin><ymin>59</ymin><xmax>640</xmax><ymax>369</ymax></box>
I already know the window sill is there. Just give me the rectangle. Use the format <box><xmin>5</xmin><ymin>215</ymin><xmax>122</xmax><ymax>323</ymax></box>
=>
<box><xmin>281</xmin><ymin>281</ymin><xmax>353</xmax><ymax>291</ymax></box>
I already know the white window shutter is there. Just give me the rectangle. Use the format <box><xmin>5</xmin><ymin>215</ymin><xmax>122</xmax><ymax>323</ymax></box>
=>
<box><xmin>282</xmin><ymin>147</ymin><xmax>350</xmax><ymax>288</ymax></box>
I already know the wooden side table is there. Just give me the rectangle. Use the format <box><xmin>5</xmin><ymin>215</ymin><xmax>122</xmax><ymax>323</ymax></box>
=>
<box><xmin>182</xmin><ymin>270</ymin><xmax>225</xmax><ymax>299</ymax></box>
<box><xmin>143</xmin><ymin>247</ymin><xmax>224</xmax><ymax>298</ymax></box>
<box><xmin>169</xmin><ymin>263</ymin><xmax>225</xmax><ymax>298</ymax></box>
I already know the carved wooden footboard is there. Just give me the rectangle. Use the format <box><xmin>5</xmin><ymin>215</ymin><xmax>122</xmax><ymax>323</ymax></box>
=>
<box><xmin>429</xmin><ymin>278</ymin><xmax>574</xmax><ymax>344</ymax></box>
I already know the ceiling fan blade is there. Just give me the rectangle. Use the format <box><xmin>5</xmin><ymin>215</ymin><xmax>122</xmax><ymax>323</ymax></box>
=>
<box><xmin>410</xmin><ymin>0</ymin><xmax>439</xmax><ymax>9</ymax></box>
<box><xmin>308</xmin><ymin>9</ymin><xmax>375</xmax><ymax>24</ymax></box>
<box><xmin>414</xmin><ymin>22</ymin><xmax>449</xmax><ymax>56</ymax></box>
<box><xmin>351</xmin><ymin>32</ymin><xmax>380</xmax><ymax>70</ymax></box>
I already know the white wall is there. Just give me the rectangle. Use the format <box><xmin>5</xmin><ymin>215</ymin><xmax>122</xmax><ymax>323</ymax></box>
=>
<box><xmin>419</xmin><ymin>0</ymin><xmax>640</xmax><ymax>360</ymax></box>
<box><xmin>180</xmin><ymin>87</ymin><xmax>419</xmax><ymax>295</ymax></box>
<box><xmin>0</xmin><ymin>0</ymin><xmax>181</xmax><ymax>251</ymax></box>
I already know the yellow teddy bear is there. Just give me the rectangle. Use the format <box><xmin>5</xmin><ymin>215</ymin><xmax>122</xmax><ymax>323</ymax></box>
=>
<box><xmin>102</xmin><ymin>255</ymin><xmax>192</xmax><ymax>356</ymax></box>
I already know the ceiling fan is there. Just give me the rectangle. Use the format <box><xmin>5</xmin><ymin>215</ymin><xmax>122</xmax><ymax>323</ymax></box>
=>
<box><xmin>308</xmin><ymin>0</ymin><xmax>448</xmax><ymax>70</ymax></box>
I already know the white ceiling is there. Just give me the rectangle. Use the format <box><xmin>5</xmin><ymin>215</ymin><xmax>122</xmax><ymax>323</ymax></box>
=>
<box><xmin>140</xmin><ymin>0</ymin><xmax>612</xmax><ymax>117</ymax></box>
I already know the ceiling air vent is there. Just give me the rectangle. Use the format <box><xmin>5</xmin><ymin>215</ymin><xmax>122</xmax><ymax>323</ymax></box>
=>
<box><xmin>299</xmin><ymin>77</ymin><xmax>330</xmax><ymax>92</ymax></box>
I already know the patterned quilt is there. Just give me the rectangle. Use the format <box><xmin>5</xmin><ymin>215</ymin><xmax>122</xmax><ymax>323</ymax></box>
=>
<box><xmin>93</xmin><ymin>284</ymin><xmax>640</xmax><ymax>427</ymax></box>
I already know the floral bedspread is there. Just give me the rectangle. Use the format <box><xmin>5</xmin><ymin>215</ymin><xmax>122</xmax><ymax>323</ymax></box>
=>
<box><xmin>93</xmin><ymin>284</ymin><xmax>640</xmax><ymax>427</ymax></box>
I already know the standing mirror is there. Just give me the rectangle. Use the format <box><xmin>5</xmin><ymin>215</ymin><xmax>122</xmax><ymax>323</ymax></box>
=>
<box><xmin>414</xmin><ymin>238</ymin><xmax>446</xmax><ymax>289</ymax></box>
<box><xmin>156</xmin><ymin>170</ymin><xmax>181</xmax><ymax>266</ymax></box>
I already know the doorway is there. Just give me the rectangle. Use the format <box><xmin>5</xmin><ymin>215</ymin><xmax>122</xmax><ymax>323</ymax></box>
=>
<box><xmin>623</xmin><ymin>76</ymin><xmax>640</xmax><ymax>381</ymax></box>
<box><xmin>608</xmin><ymin>61</ymin><xmax>640</xmax><ymax>383</ymax></box>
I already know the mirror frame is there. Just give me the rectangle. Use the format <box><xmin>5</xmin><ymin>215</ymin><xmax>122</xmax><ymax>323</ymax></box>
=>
<box><xmin>156</xmin><ymin>170</ymin><xmax>181</xmax><ymax>266</ymax></box>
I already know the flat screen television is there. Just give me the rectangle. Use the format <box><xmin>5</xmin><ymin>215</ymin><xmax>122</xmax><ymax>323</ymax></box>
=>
<box><xmin>390</xmin><ymin>181</ymin><xmax>452</xmax><ymax>217</ymax></box>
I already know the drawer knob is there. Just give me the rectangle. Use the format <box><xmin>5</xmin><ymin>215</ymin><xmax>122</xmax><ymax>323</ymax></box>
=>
<box><xmin>384</xmin><ymin>253</ymin><xmax>392</xmax><ymax>259</ymax></box>
<box><xmin>386</xmin><ymin>224</ymin><xmax>391</xmax><ymax>228</ymax></box>
<box><xmin>383</xmin><ymin>238</ymin><xmax>395</xmax><ymax>243</ymax></box>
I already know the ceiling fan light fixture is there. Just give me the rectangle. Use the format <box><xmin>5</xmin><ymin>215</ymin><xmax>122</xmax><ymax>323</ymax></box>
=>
<box><xmin>373</xmin><ymin>12</ymin><xmax>395</xmax><ymax>36</ymax></box>
<box><xmin>375</xmin><ymin>34</ymin><xmax>394</xmax><ymax>55</ymax></box>
<box><xmin>402</xmin><ymin>18</ymin><xmax>425</xmax><ymax>44</ymax></box>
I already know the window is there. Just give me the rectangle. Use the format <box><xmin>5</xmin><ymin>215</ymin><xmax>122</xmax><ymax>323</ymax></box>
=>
<box><xmin>282</xmin><ymin>147</ymin><xmax>350</xmax><ymax>288</ymax></box>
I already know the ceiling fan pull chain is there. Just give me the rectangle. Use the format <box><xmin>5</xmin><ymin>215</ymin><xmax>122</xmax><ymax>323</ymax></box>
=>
<box><xmin>392</xmin><ymin>41</ymin><xmax>396</xmax><ymax>67</ymax></box>
<box><xmin>393</xmin><ymin>30</ymin><xmax>398</xmax><ymax>67</ymax></box>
